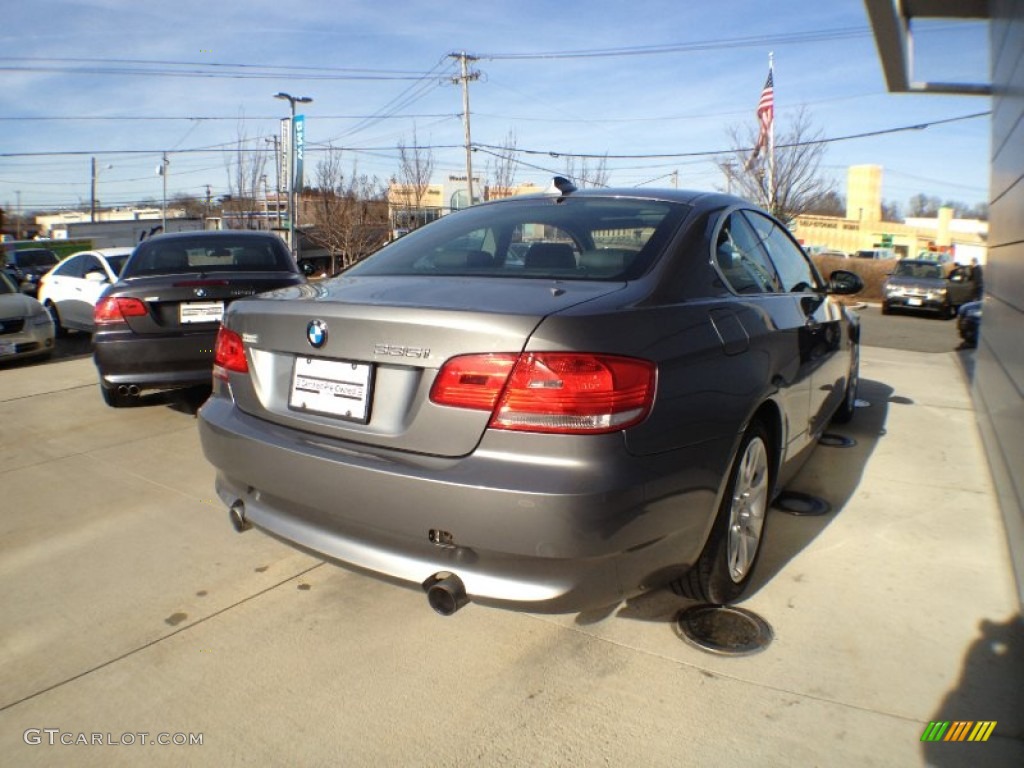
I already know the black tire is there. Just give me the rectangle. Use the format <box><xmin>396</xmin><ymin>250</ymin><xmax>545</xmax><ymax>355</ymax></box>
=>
<box><xmin>831</xmin><ymin>346</ymin><xmax>859</xmax><ymax>424</ymax></box>
<box><xmin>45</xmin><ymin>301</ymin><xmax>68</xmax><ymax>338</ymax></box>
<box><xmin>672</xmin><ymin>420</ymin><xmax>773</xmax><ymax>605</ymax></box>
<box><xmin>100</xmin><ymin>385</ymin><xmax>133</xmax><ymax>408</ymax></box>
<box><xmin>881</xmin><ymin>303</ymin><xmax>892</xmax><ymax>316</ymax></box>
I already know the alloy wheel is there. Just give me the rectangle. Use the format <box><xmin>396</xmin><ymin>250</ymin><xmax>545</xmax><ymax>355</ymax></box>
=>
<box><xmin>727</xmin><ymin>436</ymin><xmax>769</xmax><ymax>583</ymax></box>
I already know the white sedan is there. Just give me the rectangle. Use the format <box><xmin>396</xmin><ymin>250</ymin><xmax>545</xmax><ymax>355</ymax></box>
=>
<box><xmin>37</xmin><ymin>247</ymin><xmax>133</xmax><ymax>334</ymax></box>
<box><xmin>0</xmin><ymin>272</ymin><xmax>54</xmax><ymax>363</ymax></box>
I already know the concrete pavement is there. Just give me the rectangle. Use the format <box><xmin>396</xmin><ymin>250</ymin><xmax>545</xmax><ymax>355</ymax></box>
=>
<box><xmin>0</xmin><ymin>346</ymin><xmax>1020</xmax><ymax>766</ymax></box>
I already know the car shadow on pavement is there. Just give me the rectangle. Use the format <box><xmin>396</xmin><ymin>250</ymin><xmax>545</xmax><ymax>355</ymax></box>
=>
<box><xmin>597</xmin><ymin>376</ymin><xmax>895</xmax><ymax>626</ymax></box>
<box><xmin>921</xmin><ymin>613</ymin><xmax>1024</xmax><ymax>765</ymax></box>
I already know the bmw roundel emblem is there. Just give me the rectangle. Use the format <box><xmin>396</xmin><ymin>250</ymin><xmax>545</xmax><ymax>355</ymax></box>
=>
<box><xmin>306</xmin><ymin>320</ymin><xmax>328</xmax><ymax>349</ymax></box>
<box><xmin>194</xmin><ymin>287</ymin><xmax>207</xmax><ymax>298</ymax></box>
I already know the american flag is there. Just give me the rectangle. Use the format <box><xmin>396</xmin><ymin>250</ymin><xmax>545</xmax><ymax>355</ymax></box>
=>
<box><xmin>750</xmin><ymin>67</ymin><xmax>774</xmax><ymax>163</ymax></box>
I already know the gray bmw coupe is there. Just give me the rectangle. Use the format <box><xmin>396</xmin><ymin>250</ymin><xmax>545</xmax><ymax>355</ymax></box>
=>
<box><xmin>198</xmin><ymin>184</ymin><xmax>863</xmax><ymax>614</ymax></box>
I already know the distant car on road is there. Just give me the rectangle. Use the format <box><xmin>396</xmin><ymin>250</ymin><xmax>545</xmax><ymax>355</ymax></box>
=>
<box><xmin>2</xmin><ymin>247</ymin><xmax>60</xmax><ymax>297</ymax></box>
<box><xmin>854</xmin><ymin>248</ymin><xmax>897</xmax><ymax>260</ymax></box>
<box><xmin>0</xmin><ymin>271</ymin><xmax>55</xmax><ymax>363</ymax></box>
<box><xmin>198</xmin><ymin>185</ymin><xmax>864</xmax><ymax>614</ymax></box>
<box><xmin>37</xmin><ymin>247</ymin><xmax>134</xmax><ymax>334</ymax></box>
<box><xmin>882</xmin><ymin>259</ymin><xmax>977</xmax><ymax>318</ymax></box>
<box><xmin>92</xmin><ymin>230</ymin><xmax>305</xmax><ymax>407</ymax></box>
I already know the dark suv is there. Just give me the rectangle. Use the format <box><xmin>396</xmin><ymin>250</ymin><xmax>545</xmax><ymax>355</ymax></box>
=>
<box><xmin>2</xmin><ymin>248</ymin><xmax>60</xmax><ymax>297</ymax></box>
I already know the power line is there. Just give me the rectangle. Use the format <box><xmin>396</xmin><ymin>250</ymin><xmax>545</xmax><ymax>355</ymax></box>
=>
<box><xmin>472</xmin><ymin>112</ymin><xmax>991</xmax><ymax>160</ymax></box>
<box><xmin>0</xmin><ymin>114</ymin><xmax>458</xmax><ymax>122</ymax></box>
<box><xmin>472</xmin><ymin>22</ymin><xmax>976</xmax><ymax>61</ymax></box>
<box><xmin>0</xmin><ymin>56</ymin><xmax>444</xmax><ymax>81</ymax></box>
<box><xmin>475</xmin><ymin>27</ymin><xmax>873</xmax><ymax>60</ymax></box>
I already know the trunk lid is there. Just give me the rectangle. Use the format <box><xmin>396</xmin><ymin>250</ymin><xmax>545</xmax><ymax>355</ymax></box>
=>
<box><xmin>224</xmin><ymin>275</ymin><xmax>626</xmax><ymax>457</ymax></box>
<box><xmin>114</xmin><ymin>273</ymin><xmax>302</xmax><ymax>335</ymax></box>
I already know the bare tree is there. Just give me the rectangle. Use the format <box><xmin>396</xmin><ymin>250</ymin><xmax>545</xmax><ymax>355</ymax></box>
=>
<box><xmin>485</xmin><ymin>130</ymin><xmax>520</xmax><ymax>199</ymax></box>
<box><xmin>716</xmin><ymin>107</ymin><xmax>834</xmax><ymax>219</ymax></box>
<box><xmin>224</xmin><ymin>117</ymin><xmax>268</xmax><ymax>229</ymax></box>
<box><xmin>306</xmin><ymin>146</ymin><xmax>389</xmax><ymax>272</ymax></box>
<box><xmin>562</xmin><ymin>154</ymin><xmax>610</xmax><ymax>188</ymax></box>
<box><xmin>391</xmin><ymin>128</ymin><xmax>436</xmax><ymax>231</ymax></box>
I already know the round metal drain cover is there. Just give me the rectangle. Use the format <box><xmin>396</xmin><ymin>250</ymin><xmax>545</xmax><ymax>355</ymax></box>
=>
<box><xmin>675</xmin><ymin>604</ymin><xmax>773</xmax><ymax>656</ymax></box>
<box><xmin>819</xmin><ymin>432</ymin><xmax>857</xmax><ymax>448</ymax></box>
<box><xmin>774</xmin><ymin>490</ymin><xmax>831</xmax><ymax>516</ymax></box>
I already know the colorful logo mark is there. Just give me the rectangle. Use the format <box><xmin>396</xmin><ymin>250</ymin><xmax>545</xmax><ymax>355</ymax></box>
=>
<box><xmin>921</xmin><ymin>721</ymin><xmax>997</xmax><ymax>742</ymax></box>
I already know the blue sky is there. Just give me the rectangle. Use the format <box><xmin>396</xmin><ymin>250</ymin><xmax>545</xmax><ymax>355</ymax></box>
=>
<box><xmin>0</xmin><ymin>0</ymin><xmax>991</xmax><ymax>216</ymax></box>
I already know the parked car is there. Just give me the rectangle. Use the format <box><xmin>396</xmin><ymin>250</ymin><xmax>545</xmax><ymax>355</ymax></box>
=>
<box><xmin>198</xmin><ymin>185</ymin><xmax>863</xmax><ymax>614</ymax></box>
<box><xmin>882</xmin><ymin>259</ymin><xmax>978</xmax><ymax>317</ymax></box>
<box><xmin>2</xmin><ymin>247</ymin><xmax>60</xmax><ymax>296</ymax></box>
<box><xmin>37</xmin><ymin>247</ymin><xmax>134</xmax><ymax>334</ymax></box>
<box><xmin>0</xmin><ymin>271</ymin><xmax>55</xmax><ymax>363</ymax></box>
<box><xmin>958</xmin><ymin>300</ymin><xmax>982</xmax><ymax>347</ymax></box>
<box><xmin>854</xmin><ymin>248</ymin><xmax>897</xmax><ymax>260</ymax></box>
<box><xmin>93</xmin><ymin>230</ymin><xmax>305</xmax><ymax>407</ymax></box>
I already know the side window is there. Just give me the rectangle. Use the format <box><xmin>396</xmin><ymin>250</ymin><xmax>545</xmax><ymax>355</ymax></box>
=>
<box><xmin>743</xmin><ymin>211</ymin><xmax>821</xmax><ymax>293</ymax></box>
<box><xmin>55</xmin><ymin>255</ymin><xmax>86</xmax><ymax>278</ymax></box>
<box><xmin>81</xmin><ymin>256</ymin><xmax>106</xmax><ymax>277</ymax></box>
<box><xmin>714</xmin><ymin>213</ymin><xmax>781</xmax><ymax>294</ymax></box>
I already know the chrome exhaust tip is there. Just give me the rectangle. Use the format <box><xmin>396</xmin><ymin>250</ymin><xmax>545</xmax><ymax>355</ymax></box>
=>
<box><xmin>423</xmin><ymin>572</ymin><xmax>469</xmax><ymax>616</ymax></box>
<box><xmin>229</xmin><ymin>500</ymin><xmax>251</xmax><ymax>533</ymax></box>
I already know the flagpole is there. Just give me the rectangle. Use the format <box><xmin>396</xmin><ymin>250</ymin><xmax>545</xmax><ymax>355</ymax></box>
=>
<box><xmin>767</xmin><ymin>52</ymin><xmax>775</xmax><ymax>212</ymax></box>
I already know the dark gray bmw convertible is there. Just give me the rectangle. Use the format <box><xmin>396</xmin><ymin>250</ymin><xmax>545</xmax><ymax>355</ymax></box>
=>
<box><xmin>198</xmin><ymin>184</ymin><xmax>863</xmax><ymax>614</ymax></box>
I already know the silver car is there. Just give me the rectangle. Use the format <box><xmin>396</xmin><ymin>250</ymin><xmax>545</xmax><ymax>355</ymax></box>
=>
<box><xmin>0</xmin><ymin>272</ymin><xmax>55</xmax><ymax>363</ymax></box>
<box><xmin>199</xmin><ymin>185</ymin><xmax>863</xmax><ymax>614</ymax></box>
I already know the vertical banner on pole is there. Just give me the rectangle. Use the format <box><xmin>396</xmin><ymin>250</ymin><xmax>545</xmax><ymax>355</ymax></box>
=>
<box><xmin>294</xmin><ymin>114</ymin><xmax>305</xmax><ymax>192</ymax></box>
<box><xmin>279</xmin><ymin>118</ymin><xmax>292</xmax><ymax>197</ymax></box>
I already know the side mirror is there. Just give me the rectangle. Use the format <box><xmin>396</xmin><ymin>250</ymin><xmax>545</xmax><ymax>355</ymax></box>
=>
<box><xmin>828</xmin><ymin>269</ymin><xmax>864</xmax><ymax>296</ymax></box>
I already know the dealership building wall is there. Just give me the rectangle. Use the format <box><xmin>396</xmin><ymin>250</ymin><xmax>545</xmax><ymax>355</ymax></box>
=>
<box><xmin>973</xmin><ymin>2</ymin><xmax>1024</xmax><ymax>604</ymax></box>
<box><xmin>866</xmin><ymin>0</ymin><xmax>1024</xmax><ymax>605</ymax></box>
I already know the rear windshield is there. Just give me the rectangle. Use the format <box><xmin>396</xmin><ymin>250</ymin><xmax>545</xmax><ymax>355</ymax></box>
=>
<box><xmin>14</xmin><ymin>250</ymin><xmax>59</xmax><ymax>268</ymax></box>
<box><xmin>123</xmin><ymin>235</ymin><xmax>296</xmax><ymax>278</ymax></box>
<box><xmin>893</xmin><ymin>261</ymin><xmax>943</xmax><ymax>280</ymax></box>
<box><xmin>346</xmin><ymin>196</ymin><xmax>691</xmax><ymax>281</ymax></box>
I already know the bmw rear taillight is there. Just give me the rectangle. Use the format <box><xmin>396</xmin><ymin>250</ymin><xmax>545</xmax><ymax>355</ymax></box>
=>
<box><xmin>429</xmin><ymin>354</ymin><xmax>518</xmax><ymax>410</ymax></box>
<box><xmin>212</xmin><ymin>326</ymin><xmax>248</xmax><ymax>381</ymax></box>
<box><xmin>430</xmin><ymin>352</ymin><xmax>655</xmax><ymax>434</ymax></box>
<box><xmin>94</xmin><ymin>297</ymin><xmax>147</xmax><ymax>325</ymax></box>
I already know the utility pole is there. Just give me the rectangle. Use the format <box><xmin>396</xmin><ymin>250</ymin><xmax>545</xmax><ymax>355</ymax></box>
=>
<box><xmin>204</xmin><ymin>184</ymin><xmax>212</xmax><ymax>221</ymax></box>
<box><xmin>451</xmin><ymin>52</ymin><xmax>480</xmax><ymax>208</ymax></box>
<box><xmin>15</xmin><ymin>190</ymin><xmax>21</xmax><ymax>239</ymax></box>
<box><xmin>158</xmin><ymin>153</ymin><xmax>170</xmax><ymax>231</ymax></box>
<box><xmin>90</xmin><ymin>157</ymin><xmax>112</xmax><ymax>223</ymax></box>
<box><xmin>266</xmin><ymin>135</ymin><xmax>282</xmax><ymax>228</ymax></box>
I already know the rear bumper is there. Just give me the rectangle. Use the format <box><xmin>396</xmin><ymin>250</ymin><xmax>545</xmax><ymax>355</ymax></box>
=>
<box><xmin>93</xmin><ymin>328</ymin><xmax>218</xmax><ymax>390</ymax></box>
<box><xmin>197</xmin><ymin>396</ymin><xmax>731</xmax><ymax>613</ymax></box>
<box><xmin>883</xmin><ymin>296</ymin><xmax>948</xmax><ymax>314</ymax></box>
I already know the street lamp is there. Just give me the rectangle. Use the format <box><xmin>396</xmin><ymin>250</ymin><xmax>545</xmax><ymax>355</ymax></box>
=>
<box><xmin>274</xmin><ymin>92</ymin><xmax>313</xmax><ymax>255</ymax></box>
